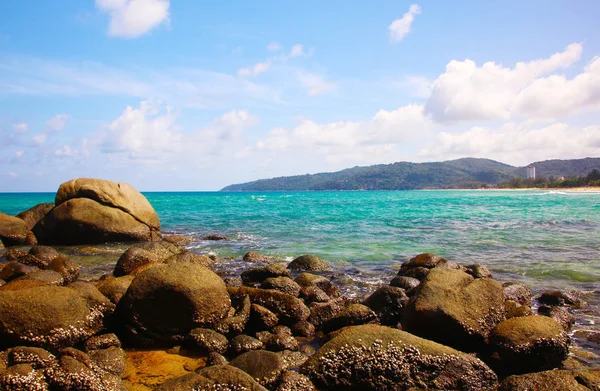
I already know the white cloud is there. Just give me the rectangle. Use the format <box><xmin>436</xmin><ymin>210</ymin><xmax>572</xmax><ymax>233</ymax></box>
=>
<box><xmin>401</xmin><ymin>75</ymin><xmax>433</xmax><ymax>98</ymax></box>
<box><xmin>296</xmin><ymin>70</ymin><xmax>337</xmax><ymax>96</ymax></box>
<box><xmin>420</xmin><ymin>121</ymin><xmax>600</xmax><ymax>165</ymax></box>
<box><xmin>424</xmin><ymin>43</ymin><xmax>585</xmax><ymax>122</ymax></box>
<box><xmin>96</xmin><ymin>0</ymin><xmax>170</xmax><ymax>38</ymax></box>
<box><xmin>238</xmin><ymin>61</ymin><xmax>272</xmax><ymax>77</ymax></box>
<box><xmin>12</xmin><ymin>123</ymin><xmax>28</xmax><ymax>133</ymax></box>
<box><xmin>267</xmin><ymin>42</ymin><xmax>281</xmax><ymax>52</ymax></box>
<box><xmin>389</xmin><ymin>4</ymin><xmax>421</xmax><ymax>43</ymax></box>
<box><xmin>289</xmin><ymin>44</ymin><xmax>305</xmax><ymax>58</ymax></box>
<box><xmin>32</xmin><ymin>133</ymin><xmax>47</xmax><ymax>145</ymax></box>
<box><xmin>238</xmin><ymin>43</ymin><xmax>311</xmax><ymax>78</ymax></box>
<box><xmin>46</xmin><ymin>114</ymin><xmax>71</xmax><ymax>132</ymax></box>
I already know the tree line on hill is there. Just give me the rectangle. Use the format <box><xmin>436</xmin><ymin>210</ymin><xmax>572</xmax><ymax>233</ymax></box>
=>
<box><xmin>499</xmin><ymin>169</ymin><xmax>600</xmax><ymax>189</ymax></box>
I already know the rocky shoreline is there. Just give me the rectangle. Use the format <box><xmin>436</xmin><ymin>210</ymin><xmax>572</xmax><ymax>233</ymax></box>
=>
<box><xmin>0</xmin><ymin>178</ymin><xmax>599</xmax><ymax>390</ymax></box>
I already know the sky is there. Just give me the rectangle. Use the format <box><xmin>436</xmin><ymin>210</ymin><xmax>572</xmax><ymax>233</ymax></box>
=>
<box><xmin>1</xmin><ymin>1</ymin><xmax>600</xmax><ymax>191</ymax></box>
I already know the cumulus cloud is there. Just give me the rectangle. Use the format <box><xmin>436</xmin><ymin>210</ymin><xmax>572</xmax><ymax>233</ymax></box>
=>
<box><xmin>96</xmin><ymin>0</ymin><xmax>170</xmax><ymax>38</ymax></box>
<box><xmin>46</xmin><ymin>114</ymin><xmax>71</xmax><ymax>132</ymax></box>
<box><xmin>424</xmin><ymin>43</ymin><xmax>586</xmax><ymax>122</ymax></box>
<box><xmin>389</xmin><ymin>4</ymin><xmax>421</xmax><ymax>43</ymax></box>
<box><xmin>296</xmin><ymin>70</ymin><xmax>337</xmax><ymax>96</ymax></box>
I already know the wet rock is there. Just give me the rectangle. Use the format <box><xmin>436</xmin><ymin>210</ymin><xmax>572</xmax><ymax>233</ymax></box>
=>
<box><xmin>539</xmin><ymin>305</ymin><xmax>575</xmax><ymax>331</ymax></box>
<box><xmin>0</xmin><ymin>279</ymin><xmax>48</xmax><ymax>291</ymax></box>
<box><xmin>1</xmin><ymin>248</ymin><xmax>27</xmax><ymax>262</ymax></box>
<box><xmin>397</xmin><ymin>253</ymin><xmax>459</xmax><ymax>280</ymax></box>
<box><xmin>47</xmin><ymin>255</ymin><xmax>80</xmax><ymax>285</ymax></box>
<box><xmin>117</xmin><ymin>263</ymin><xmax>231</xmax><ymax>347</ymax></box>
<box><xmin>261</xmin><ymin>276</ymin><xmax>301</xmax><ymax>297</ymax></box>
<box><xmin>17</xmin><ymin>270</ymin><xmax>64</xmax><ymax>286</ymax></box>
<box><xmin>132</xmin><ymin>241</ymin><xmax>182</xmax><ymax>260</ymax></box>
<box><xmin>230</xmin><ymin>350</ymin><xmax>286</xmax><ymax>388</ymax></box>
<box><xmin>230</xmin><ymin>286</ymin><xmax>309</xmax><ymax>325</ymax></box>
<box><xmin>272</xmin><ymin>325</ymin><xmax>292</xmax><ymax>336</ymax></box>
<box><xmin>84</xmin><ymin>334</ymin><xmax>121</xmax><ymax>351</ymax></box>
<box><xmin>248</xmin><ymin>303</ymin><xmax>280</xmax><ymax>331</ymax></box>
<box><xmin>95</xmin><ymin>275</ymin><xmax>134</xmax><ymax>304</ymax></box>
<box><xmin>291</xmin><ymin>320</ymin><xmax>315</xmax><ymax>338</ymax></box>
<box><xmin>300</xmin><ymin>286</ymin><xmax>330</xmax><ymax>305</ymax></box>
<box><xmin>243</xmin><ymin>251</ymin><xmax>273</xmax><ymax>263</ymax></box>
<box><xmin>0</xmin><ymin>239</ymin><xmax>3</xmax><ymax>249</ymax></box>
<box><xmin>242</xmin><ymin>262</ymin><xmax>292</xmax><ymax>285</ymax></box>
<box><xmin>402</xmin><ymin>268</ymin><xmax>505</xmax><ymax>352</ymax></box>
<box><xmin>0</xmin><ymin>363</ymin><xmax>48</xmax><ymax>390</ymax></box>
<box><xmin>389</xmin><ymin>275</ymin><xmax>420</xmax><ymax>292</ymax></box>
<box><xmin>401</xmin><ymin>266</ymin><xmax>430</xmax><ymax>280</ymax></box>
<box><xmin>503</xmin><ymin>281</ymin><xmax>533</xmax><ymax>307</ymax></box>
<box><xmin>276</xmin><ymin>370</ymin><xmax>316</xmax><ymax>391</ymax></box>
<box><xmin>308</xmin><ymin>297</ymin><xmax>346</xmax><ymax>328</ymax></box>
<box><xmin>203</xmin><ymin>233</ymin><xmax>229</xmax><ymax>241</ymax></box>
<box><xmin>15</xmin><ymin>253</ymin><xmax>47</xmax><ymax>269</ymax></box>
<box><xmin>498</xmin><ymin>369</ymin><xmax>600</xmax><ymax>391</ymax></box>
<box><xmin>302</xmin><ymin>324</ymin><xmax>498</xmax><ymax>391</ymax></box>
<box><xmin>215</xmin><ymin>294</ymin><xmax>251</xmax><ymax>336</ymax></box>
<box><xmin>28</xmin><ymin>245</ymin><xmax>60</xmax><ymax>265</ymax></box>
<box><xmin>44</xmin><ymin>354</ymin><xmax>127</xmax><ymax>390</ymax></box>
<box><xmin>0</xmin><ymin>261</ymin><xmax>39</xmax><ymax>281</ymax></box>
<box><xmin>363</xmin><ymin>286</ymin><xmax>409</xmax><ymax>326</ymax></box>
<box><xmin>0</xmin><ymin>212</ymin><xmax>37</xmax><ymax>246</ymax></box>
<box><xmin>0</xmin><ymin>285</ymin><xmax>104</xmax><ymax>351</ymax></box>
<box><xmin>156</xmin><ymin>365</ymin><xmax>268</xmax><ymax>391</ymax></box>
<box><xmin>114</xmin><ymin>247</ymin><xmax>160</xmax><ymax>277</ymax></box>
<box><xmin>505</xmin><ymin>300</ymin><xmax>533</xmax><ymax>319</ymax></box>
<box><xmin>465</xmin><ymin>264</ymin><xmax>492</xmax><ymax>278</ymax></box>
<box><xmin>8</xmin><ymin>347</ymin><xmax>57</xmax><ymax>369</ymax></box>
<box><xmin>186</xmin><ymin>328</ymin><xmax>228</xmax><ymax>354</ymax></box>
<box><xmin>33</xmin><ymin>178</ymin><xmax>161</xmax><ymax>245</ymax></box>
<box><xmin>278</xmin><ymin>350</ymin><xmax>308</xmax><ymax>370</ymax></box>
<box><xmin>288</xmin><ymin>254</ymin><xmax>330</xmax><ymax>272</ymax></box>
<box><xmin>264</xmin><ymin>334</ymin><xmax>299</xmax><ymax>352</ymax></box>
<box><xmin>230</xmin><ymin>334</ymin><xmax>264</xmax><ymax>356</ymax></box>
<box><xmin>164</xmin><ymin>251</ymin><xmax>214</xmax><ymax>268</ymax></box>
<box><xmin>295</xmin><ymin>272</ymin><xmax>334</xmax><ymax>291</ymax></box>
<box><xmin>488</xmin><ymin>315</ymin><xmax>570</xmax><ymax>375</ymax></box>
<box><xmin>88</xmin><ymin>346</ymin><xmax>126</xmax><ymax>375</ymax></box>
<box><xmin>538</xmin><ymin>290</ymin><xmax>586</xmax><ymax>308</ymax></box>
<box><xmin>206</xmin><ymin>352</ymin><xmax>228</xmax><ymax>366</ymax></box>
<box><xmin>162</xmin><ymin>234</ymin><xmax>193</xmax><ymax>246</ymax></box>
<box><xmin>224</xmin><ymin>277</ymin><xmax>243</xmax><ymax>288</ymax></box>
<box><xmin>66</xmin><ymin>282</ymin><xmax>115</xmax><ymax>318</ymax></box>
<box><xmin>15</xmin><ymin>202</ymin><xmax>54</xmax><ymax>231</ymax></box>
<box><xmin>322</xmin><ymin>304</ymin><xmax>378</xmax><ymax>333</ymax></box>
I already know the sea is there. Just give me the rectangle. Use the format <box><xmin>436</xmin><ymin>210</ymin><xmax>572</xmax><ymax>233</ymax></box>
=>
<box><xmin>1</xmin><ymin>189</ymin><xmax>600</xmax><ymax>364</ymax></box>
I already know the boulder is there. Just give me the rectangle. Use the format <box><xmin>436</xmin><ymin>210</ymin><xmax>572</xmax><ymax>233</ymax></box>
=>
<box><xmin>15</xmin><ymin>202</ymin><xmax>54</xmax><ymax>230</ymax></box>
<box><xmin>322</xmin><ymin>304</ymin><xmax>378</xmax><ymax>333</ymax></box>
<box><xmin>302</xmin><ymin>324</ymin><xmax>498</xmax><ymax>391</ymax></box>
<box><xmin>206</xmin><ymin>352</ymin><xmax>228</xmax><ymax>366</ymax></box>
<box><xmin>156</xmin><ymin>365</ymin><xmax>268</xmax><ymax>391</ymax></box>
<box><xmin>242</xmin><ymin>262</ymin><xmax>292</xmax><ymax>285</ymax></box>
<box><xmin>243</xmin><ymin>251</ymin><xmax>273</xmax><ymax>263</ymax></box>
<box><xmin>164</xmin><ymin>251</ymin><xmax>214</xmax><ymax>268</ymax></box>
<box><xmin>0</xmin><ymin>212</ymin><xmax>36</xmax><ymax>246</ymax></box>
<box><xmin>230</xmin><ymin>350</ymin><xmax>286</xmax><ymax>388</ymax></box>
<box><xmin>28</xmin><ymin>245</ymin><xmax>60</xmax><ymax>265</ymax></box>
<box><xmin>248</xmin><ymin>303</ymin><xmax>279</xmax><ymax>331</ymax></box>
<box><xmin>47</xmin><ymin>255</ymin><xmax>80</xmax><ymax>285</ymax></box>
<box><xmin>203</xmin><ymin>234</ymin><xmax>229</xmax><ymax>241</ymax></box>
<box><xmin>276</xmin><ymin>370</ymin><xmax>317</xmax><ymax>391</ymax></box>
<box><xmin>0</xmin><ymin>286</ymin><xmax>104</xmax><ymax>350</ymax></box>
<box><xmin>0</xmin><ymin>261</ymin><xmax>38</xmax><ymax>281</ymax></box>
<box><xmin>498</xmin><ymin>369</ymin><xmax>600</xmax><ymax>391</ymax></box>
<box><xmin>538</xmin><ymin>290</ymin><xmax>586</xmax><ymax>308</ymax></box>
<box><xmin>503</xmin><ymin>281</ymin><xmax>532</xmax><ymax>306</ymax></box>
<box><xmin>84</xmin><ymin>334</ymin><xmax>121</xmax><ymax>352</ymax></box>
<box><xmin>291</xmin><ymin>320</ymin><xmax>315</xmax><ymax>338</ymax></box>
<box><xmin>18</xmin><ymin>270</ymin><xmax>64</xmax><ymax>286</ymax></box>
<box><xmin>8</xmin><ymin>346</ymin><xmax>57</xmax><ymax>369</ymax></box>
<box><xmin>299</xmin><ymin>286</ymin><xmax>330</xmax><ymax>304</ymax></box>
<box><xmin>229</xmin><ymin>334</ymin><xmax>264</xmax><ymax>356</ymax></box>
<box><xmin>261</xmin><ymin>276</ymin><xmax>301</xmax><ymax>297</ymax></box>
<box><xmin>33</xmin><ymin>178</ymin><xmax>161</xmax><ymax>244</ymax></box>
<box><xmin>308</xmin><ymin>298</ymin><xmax>346</xmax><ymax>328</ymax></box>
<box><xmin>465</xmin><ymin>263</ymin><xmax>492</xmax><ymax>278</ymax></box>
<box><xmin>295</xmin><ymin>273</ymin><xmax>334</xmax><ymax>292</ymax></box>
<box><xmin>88</xmin><ymin>346</ymin><xmax>127</xmax><ymax>376</ymax></box>
<box><xmin>95</xmin><ymin>275</ymin><xmax>134</xmax><ymax>304</ymax></box>
<box><xmin>263</xmin><ymin>334</ymin><xmax>299</xmax><ymax>352</ymax></box>
<box><xmin>132</xmin><ymin>241</ymin><xmax>182</xmax><ymax>260</ymax></box>
<box><xmin>288</xmin><ymin>254</ymin><xmax>330</xmax><ymax>272</ymax></box>
<box><xmin>538</xmin><ymin>305</ymin><xmax>575</xmax><ymax>331</ymax></box>
<box><xmin>229</xmin><ymin>286</ymin><xmax>309</xmax><ymax>325</ymax></box>
<box><xmin>215</xmin><ymin>294</ymin><xmax>251</xmax><ymax>336</ymax></box>
<box><xmin>402</xmin><ymin>268</ymin><xmax>505</xmax><ymax>351</ymax></box>
<box><xmin>162</xmin><ymin>234</ymin><xmax>193</xmax><ymax>246</ymax></box>
<box><xmin>488</xmin><ymin>315</ymin><xmax>570</xmax><ymax>375</ymax></box>
<box><xmin>505</xmin><ymin>300</ymin><xmax>533</xmax><ymax>319</ymax></box>
<box><xmin>44</xmin><ymin>353</ymin><xmax>127</xmax><ymax>390</ymax></box>
<box><xmin>0</xmin><ymin>363</ymin><xmax>48</xmax><ymax>390</ymax></box>
<box><xmin>389</xmin><ymin>275</ymin><xmax>420</xmax><ymax>292</ymax></box>
<box><xmin>113</xmin><ymin>247</ymin><xmax>160</xmax><ymax>277</ymax></box>
<box><xmin>117</xmin><ymin>263</ymin><xmax>231</xmax><ymax>347</ymax></box>
<box><xmin>363</xmin><ymin>286</ymin><xmax>409</xmax><ymax>326</ymax></box>
<box><xmin>186</xmin><ymin>328</ymin><xmax>228</xmax><ymax>354</ymax></box>
<box><xmin>397</xmin><ymin>253</ymin><xmax>459</xmax><ymax>280</ymax></box>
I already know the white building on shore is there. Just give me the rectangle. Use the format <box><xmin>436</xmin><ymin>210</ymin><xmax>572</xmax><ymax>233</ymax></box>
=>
<box><xmin>526</xmin><ymin>165</ymin><xmax>536</xmax><ymax>179</ymax></box>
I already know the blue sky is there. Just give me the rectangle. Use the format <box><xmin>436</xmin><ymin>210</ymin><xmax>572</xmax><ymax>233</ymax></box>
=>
<box><xmin>1</xmin><ymin>1</ymin><xmax>600</xmax><ymax>191</ymax></box>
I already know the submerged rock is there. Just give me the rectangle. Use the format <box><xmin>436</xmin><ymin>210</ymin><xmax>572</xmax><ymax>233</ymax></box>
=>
<box><xmin>302</xmin><ymin>324</ymin><xmax>498</xmax><ymax>391</ymax></box>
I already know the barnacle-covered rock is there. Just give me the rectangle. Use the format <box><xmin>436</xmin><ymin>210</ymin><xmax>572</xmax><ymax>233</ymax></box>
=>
<box><xmin>229</xmin><ymin>286</ymin><xmax>309</xmax><ymax>325</ymax></box>
<box><xmin>155</xmin><ymin>365</ymin><xmax>268</xmax><ymax>391</ymax></box>
<box><xmin>498</xmin><ymin>369</ymin><xmax>600</xmax><ymax>391</ymax></box>
<box><xmin>0</xmin><ymin>363</ymin><xmax>49</xmax><ymax>390</ymax></box>
<box><xmin>230</xmin><ymin>350</ymin><xmax>286</xmax><ymax>388</ymax></box>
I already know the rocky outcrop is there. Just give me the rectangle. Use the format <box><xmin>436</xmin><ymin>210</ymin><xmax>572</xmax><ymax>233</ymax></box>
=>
<box><xmin>0</xmin><ymin>212</ymin><xmax>36</xmax><ymax>246</ymax></box>
<box><xmin>302</xmin><ymin>324</ymin><xmax>498</xmax><ymax>391</ymax></box>
<box><xmin>33</xmin><ymin>178</ymin><xmax>161</xmax><ymax>244</ymax></box>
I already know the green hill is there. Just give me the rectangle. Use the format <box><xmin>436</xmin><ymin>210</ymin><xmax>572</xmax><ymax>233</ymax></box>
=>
<box><xmin>221</xmin><ymin>157</ymin><xmax>600</xmax><ymax>191</ymax></box>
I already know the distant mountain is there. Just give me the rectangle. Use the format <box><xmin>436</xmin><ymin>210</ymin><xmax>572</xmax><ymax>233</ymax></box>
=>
<box><xmin>221</xmin><ymin>157</ymin><xmax>600</xmax><ymax>191</ymax></box>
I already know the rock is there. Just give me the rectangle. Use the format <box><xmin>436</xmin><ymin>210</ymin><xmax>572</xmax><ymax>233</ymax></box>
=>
<box><xmin>465</xmin><ymin>264</ymin><xmax>492</xmax><ymax>278</ymax></box>
<box><xmin>0</xmin><ymin>261</ymin><xmax>39</xmax><ymax>281</ymax></box>
<box><xmin>0</xmin><ymin>212</ymin><xmax>37</xmax><ymax>246</ymax></box>
<box><xmin>397</xmin><ymin>253</ymin><xmax>459</xmax><ymax>280</ymax></box>
<box><xmin>488</xmin><ymin>315</ymin><xmax>570</xmax><ymax>375</ymax></box>
<box><xmin>229</xmin><ymin>286</ymin><xmax>309</xmax><ymax>325</ymax></box>
<box><xmin>224</xmin><ymin>277</ymin><xmax>243</xmax><ymax>288</ymax></box>
<box><xmin>229</xmin><ymin>334</ymin><xmax>264</xmax><ymax>356</ymax></box>
<box><xmin>538</xmin><ymin>290</ymin><xmax>586</xmax><ymax>308</ymax></box>
<box><xmin>186</xmin><ymin>328</ymin><xmax>228</xmax><ymax>354</ymax></box>
<box><xmin>276</xmin><ymin>370</ymin><xmax>317</xmax><ymax>391</ymax></box>
<box><xmin>230</xmin><ymin>350</ymin><xmax>286</xmax><ymax>388</ymax></box>
<box><xmin>203</xmin><ymin>234</ymin><xmax>229</xmax><ymax>241</ymax></box>
<box><xmin>117</xmin><ymin>263</ymin><xmax>231</xmax><ymax>347</ymax></box>
<box><xmin>363</xmin><ymin>286</ymin><xmax>409</xmax><ymax>326</ymax></box>
<box><xmin>44</xmin><ymin>354</ymin><xmax>127</xmax><ymax>390</ymax></box>
<box><xmin>15</xmin><ymin>253</ymin><xmax>47</xmax><ymax>269</ymax></box>
<box><xmin>0</xmin><ymin>286</ymin><xmax>104</xmax><ymax>351</ymax></box>
<box><xmin>206</xmin><ymin>352</ymin><xmax>228</xmax><ymax>366</ymax></box>
<box><xmin>47</xmin><ymin>255</ymin><xmax>80</xmax><ymax>285</ymax></box>
<box><xmin>8</xmin><ymin>347</ymin><xmax>57</xmax><ymax>369</ymax></box>
<box><xmin>248</xmin><ymin>303</ymin><xmax>280</xmax><ymax>331</ymax></box>
<box><xmin>133</xmin><ymin>241</ymin><xmax>182</xmax><ymax>260</ymax></box>
<box><xmin>278</xmin><ymin>350</ymin><xmax>308</xmax><ymax>370</ymax></box>
<box><xmin>302</xmin><ymin>324</ymin><xmax>498</xmax><ymax>391</ymax></box>
<box><xmin>242</xmin><ymin>262</ymin><xmax>292</xmax><ymax>285</ymax></box>
<box><xmin>95</xmin><ymin>275</ymin><xmax>134</xmax><ymax>304</ymax></box>
<box><xmin>261</xmin><ymin>277</ymin><xmax>301</xmax><ymax>297</ymax></box>
<box><xmin>389</xmin><ymin>275</ymin><xmax>420</xmax><ymax>292</ymax></box>
<box><xmin>288</xmin><ymin>254</ymin><xmax>330</xmax><ymax>272</ymax></box>
<box><xmin>33</xmin><ymin>178</ymin><xmax>161</xmax><ymax>244</ymax></box>
<box><xmin>0</xmin><ymin>363</ymin><xmax>49</xmax><ymax>390</ymax></box>
<box><xmin>263</xmin><ymin>334</ymin><xmax>299</xmax><ymax>352</ymax></box>
<box><xmin>498</xmin><ymin>369</ymin><xmax>600</xmax><ymax>391</ymax></box>
<box><xmin>114</xmin><ymin>247</ymin><xmax>160</xmax><ymax>277</ymax></box>
<box><xmin>28</xmin><ymin>245</ymin><xmax>60</xmax><ymax>265</ymax></box>
<box><xmin>539</xmin><ymin>305</ymin><xmax>575</xmax><ymax>331</ymax></box>
<box><xmin>162</xmin><ymin>234</ymin><xmax>193</xmax><ymax>246</ymax></box>
<box><xmin>272</xmin><ymin>325</ymin><xmax>292</xmax><ymax>336</ymax></box>
<box><xmin>295</xmin><ymin>273</ymin><xmax>334</xmax><ymax>291</ymax></box>
<box><xmin>18</xmin><ymin>270</ymin><xmax>64</xmax><ymax>285</ymax></box>
<box><xmin>66</xmin><ymin>282</ymin><xmax>116</xmax><ymax>316</ymax></box>
<box><xmin>291</xmin><ymin>320</ymin><xmax>315</xmax><ymax>338</ymax></box>
<box><xmin>308</xmin><ymin>298</ymin><xmax>346</xmax><ymax>328</ymax></box>
<box><xmin>505</xmin><ymin>300</ymin><xmax>533</xmax><ymax>319</ymax></box>
<box><xmin>15</xmin><ymin>202</ymin><xmax>54</xmax><ymax>230</ymax></box>
<box><xmin>0</xmin><ymin>248</ymin><xmax>27</xmax><ymax>262</ymax></box>
<box><xmin>503</xmin><ymin>281</ymin><xmax>533</xmax><ymax>306</ymax></box>
<box><xmin>164</xmin><ymin>251</ymin><xmax>214</xmax><ymax>268</ymax></box>
<box><xmin>88</xmin><ymin>346</ymin><xmax>126</xmax><ymax>375</ymax></box>
<box><xmin>0</xmin><ymin>239</ymin><xmax>3</xmax><ymax>249</ymax></box>
<box><xmin>402</xmin><ymin>268</ymin><xmax>505</xmax><ymax>351</ymax></box>
<box><xmin>322</xmin><ymin>304</ymin><xmax>378</xmax><ymax>333</ymax></box>
<box><xmin>299</xmin><ymin>286</ymin><xmax>330</xmax><ymax>304</ymax></box>
<box><xmin>243</xmin><ymin>251</ymin><xmax>273</xmax><ymax>263</ymax></box>
<box><xmin>0</xmin><ymin>280</ymin><xmax>48</xmax><ymax>291</ymax></box>
<box><xmin>156</xmin><ymin>365</ymin><xmax>268</xmax><ymax>391</ymax></box>
<box><xmin>84</xmin><ymin>334</ymin><xmax>121</xmax><ymax>351</ymax></box>
<box><xmin>215</xmin><ymin>294</ymin><xmax>251</xmax><ymax>336</ymax></box>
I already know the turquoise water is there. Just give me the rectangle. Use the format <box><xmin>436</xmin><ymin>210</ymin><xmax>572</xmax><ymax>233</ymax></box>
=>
<box><xmin>2</xmin><ymin>190</ymin><xmax>599</xmax><ymax>291</ymax></box>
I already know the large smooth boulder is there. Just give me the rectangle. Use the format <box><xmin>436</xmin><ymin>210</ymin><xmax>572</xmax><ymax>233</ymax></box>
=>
<box><xmin>33</xmin><ymin>178</ymin><xmax>161</xmax><ymax>244</ymax></box>
<box><xmin>488</xmin><ymin>315</ymin><xmax>570</xmax><ymax>375</ymax></box>
<box><xmin>15</xmin><ymin>202</ymin><xmax>54</xmax><ymax>230</ymax></box>
<box><xmin>498</xmin><ymin>369</ymin><xmax>600</xmax><ymax>391</ymax></box>
<box><xmin>402</xmin><ymin>268</ymin><xmax>505</xmax><ymax>351</ymax></box>
<box><xmin>0</xmin><ymin>212</ymin><xmax>36</xmax><ymax>246</ymax></box>
<box><xmin>117</xmin><ymin>263</ymin><xmax>231</xmax><ymax>347</ymax></box>
<box><xmin>230</xmin><ymin>350</ymin><xmax>286</xmax><ymax>388</ymax></box>
<box><xmin>303</xmin><ymin>324</ymin><xmax>498</xmax><ymax>391</ymax></box>
<box><xmin>0</xmin><ymin>286</ymin><xmax>104</xmax><ymax>350</ymax></box>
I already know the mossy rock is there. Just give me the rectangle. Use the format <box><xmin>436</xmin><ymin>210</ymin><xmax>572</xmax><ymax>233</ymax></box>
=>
<box><xmin>261</xmin><ymin>276</ymin><xmax>301</xmax><ymax>297</ymax></box>
<box><xmin>114</xmin><ymin>247</ymin><xmax>160</xmax><ymax>277</ymax></box>
<box><xmin>303</xmin><ymin>324</ymin><xmax>498</xmax><ymax>391</ymax></box>
<box><xmin>322</xmin><ymin>304</ymin><xmax>378</xmax><ymax>333</ymax></box>
<box><xmin>498</xmin><ymin>369</ymin><xmax>600</xmax><ymax>391</ymax></box>
<box><xmin>241</xmin><ymin>262</ymin><xmax>292</xmax><ymax>285</ymax></box>
<box><xmin>230</xmin><ymin>350</ymin><xmax>286</xmax><ymax>388</ymax></box>
<box><xmin>155</xmin><ymin>365</ymin><xmax>268</xmax><ymax>391</ymax></box>
<box><xmin>96</xmin><ymin>275</ymin><xmax>135</xmax><ymax>304</ymax></box>
<box><xmin>288</xmin><ymin>255</ymin><xmax>330</xmax><ymax>272</ymax></box>
<box><xmin>363</xmin><ymin>286</ymin><xmax>408</xmax><ymax>326</ymax></box>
